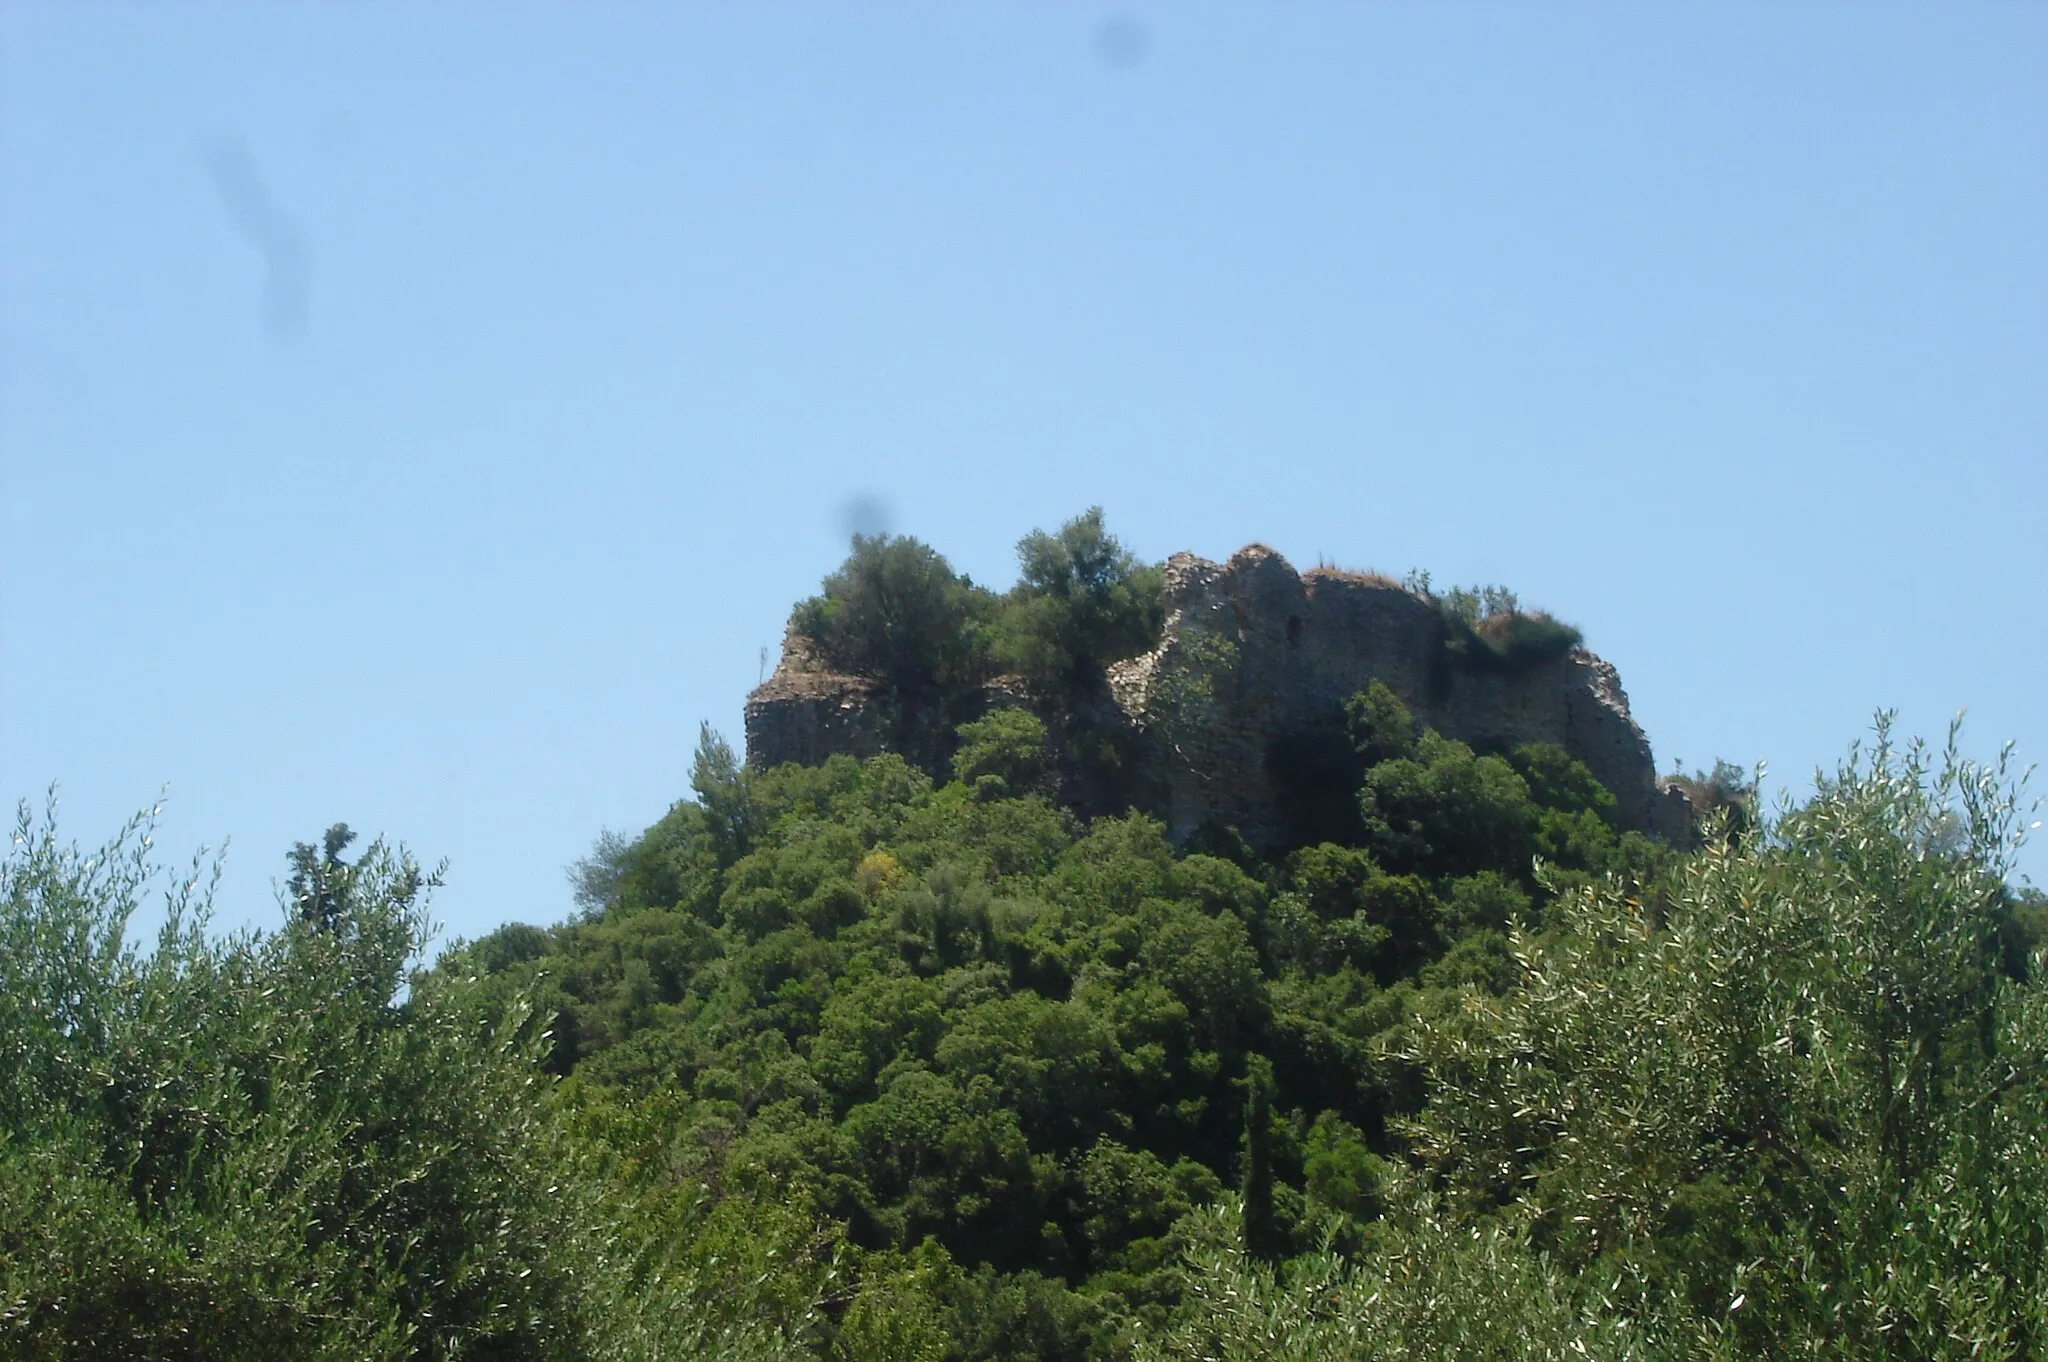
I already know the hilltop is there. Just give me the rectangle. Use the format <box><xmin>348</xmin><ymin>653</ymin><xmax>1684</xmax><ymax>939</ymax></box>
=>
<box><xmin>7</xmin><ymin>509</ymin><xmax>2043</xmax><ymax>1360</ymax></box>
<box><xmin>749</xmin><ymin>516</ymin><xmax>1693</xmax><ymax>853</ymax></box>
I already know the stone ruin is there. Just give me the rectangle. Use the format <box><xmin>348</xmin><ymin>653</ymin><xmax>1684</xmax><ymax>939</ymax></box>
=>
<box><xmin>746</xmin><ymin>544</ymin><xmax>1690</xmax><ymax>848</ymax></box>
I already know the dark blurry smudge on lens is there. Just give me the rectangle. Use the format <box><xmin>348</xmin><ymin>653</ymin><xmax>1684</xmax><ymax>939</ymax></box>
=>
<box><xmin>202</xmin><ymin>135</ymin><xmax>313</xmax><ymax>342</ymax></box>
<box><xmin>1094</xmin><ymin>13</ymin><xmax>1149</xmax><ymax>69</ymax></box>
<box><xmin>839</xmin><ymin>495</ymin><xmax>893</xmax><ymax>542</ymax></box>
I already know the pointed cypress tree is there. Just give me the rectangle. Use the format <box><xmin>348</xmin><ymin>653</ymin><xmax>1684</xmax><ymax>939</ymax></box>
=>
<box><xmin>1241</xmin><ymin>1054</ymin><xmax>1279</xmax><ymax>1260</ymax></box>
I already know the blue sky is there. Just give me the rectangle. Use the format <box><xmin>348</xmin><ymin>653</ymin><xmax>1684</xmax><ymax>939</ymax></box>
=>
<box><xmin>4</xmin><ymin>3</ymin><xmax>2043</xmax><ymax>945</ymax></box>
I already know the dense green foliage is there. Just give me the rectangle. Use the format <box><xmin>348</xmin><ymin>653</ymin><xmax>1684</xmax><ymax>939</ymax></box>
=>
<box><xmin>995</xmin><ymin>510</ymin><xmax>1166</xmax><ymax>694</ymax></box>
<box><xmin>0</xmin><ymin>798</ymin><xmax>868</xmax><ymax>1361</ymax></box>
<box><xmin>792</xmin><ymin>535</ymin><xmax>1000</xmax><ymax>696</ymax></box>
<box><xmin>791</xmin><ymin>509</ymin><xmax>1164</xmax><ymax>705</ymax></box>
<box><xmin>8</xmin><ymin>678</ymin><xmax>2044</xmax><ymax>1353</ymax></box>
<box><xmin>1138</xmin><ymin>723</ymin><xmax>2048</xmax><ymax>1360</ymax></box>
<box><xmin>0</xmin><ymin>801</ymin><xmax>608</xmax><ymax>1359</ymax></box>
<box><xmin>791</xmin><ymin>517</ymin><xmax>1578</xmax><ymax>713</ymax></box>
<box><xmin>479</xmin><ymin>703</ymin><xmax>2047</xmax><ymax>1357</ymax></box>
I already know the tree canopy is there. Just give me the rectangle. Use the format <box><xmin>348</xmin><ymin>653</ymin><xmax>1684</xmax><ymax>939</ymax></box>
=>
<box><xmin>996</xmin><ymin>508</ymin><xmax>1165</xmax><ymax>694</ymax></box>
<box><xmin>791</xmin><ymin>510</ymin><xmax>1165</xmax><ymax>706</ymax></box>
<box><xmin>791</xmin><ymin>534</ymin><xmax>999</xmax><ymax>694</ymax></box>
<box><xmin>8</xmin><ymin>537</ymin><xmax>2045</xmax><ymax>1359</ymax></box>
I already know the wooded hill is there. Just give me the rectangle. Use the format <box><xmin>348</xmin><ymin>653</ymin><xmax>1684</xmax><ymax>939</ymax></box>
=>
<box><xmin>5</xmin><ymin>514</ymin><xmax>2045</xmax><ymax>1360</ymax></box>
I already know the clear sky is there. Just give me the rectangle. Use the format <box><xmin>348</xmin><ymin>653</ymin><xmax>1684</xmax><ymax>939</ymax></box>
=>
<box><xmin>4</xmin><ymin>3</ymin><xmax>2043</xmax><ymax>946</ymax></box>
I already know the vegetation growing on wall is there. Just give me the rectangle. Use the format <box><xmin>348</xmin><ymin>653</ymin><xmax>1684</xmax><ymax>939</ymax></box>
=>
<box><xmin>1402</xmin><ymin>570</ymin><xmax>1586</xmax><ymax>674</ymax></box>
<box><xmin>790</xmin><ymin>534</ymin><xmax>1001</xmax><ymax>696</ymax></box>
<box><xmin>790</xmin><ymin>509</ymin><xmax>1165</xmax><ymax>710</ymax></box>
<box><xmin>995</xmin><ymin>509</ymin><xmax>1166</xmax><ymax>696</ymax></box>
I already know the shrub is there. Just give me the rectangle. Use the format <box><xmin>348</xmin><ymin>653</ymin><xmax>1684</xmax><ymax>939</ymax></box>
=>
<box><xmin>1357</xmin><ymin>731</ymin><xmax>1537</xmax><ymax>880</ymax></box>
<box><xmin>995</xmin><ymin>508</ymin><xmax>1164</xmax><ymax>694</ymax></box>
<box><xmin>1406</xmin><ymin>573</ymin><xmax>1584</xmax><ymax>673</ymax></box>
<box><xmin>1663</xmin><ymin>759</ymin><xmax>1757</xmax><ymax>840</ymax></box>
<box><xmin>1400</xmin><ymin>716</ymin><xmax>2048</xmax><ymax>1353</ymax></box>
<box><xmin>1458</xmin><ymin>610</ymin><xmax>1582</xmax><ymax>668</ymax></box>
<box><xmin>0</xmin><ymin>799</ymin><xmax>611</xmax><ymax>1361</ymax></box>
<box><xmin>952</xmin><ymin>708</ymin><xmax>1054</xmax><ymax>798</ymax></box>
<box><xmin>1301</xmin><ymin>1112</ymin><xmax>1390</xmax><ymax>1221</ymax></box>
<box><xmin>792</xmin><ymin>535</ymin><xmax>997</xmax><ymax>694</ymax></box>
<box><xmin>1344</xmin><ymin>680</ymin><xmax>1419</xmax><ymax>767</ymax></box>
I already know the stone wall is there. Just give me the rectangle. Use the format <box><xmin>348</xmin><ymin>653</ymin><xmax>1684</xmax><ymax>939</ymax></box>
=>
<box><xmin>744</xmin><ymin>632</ymin><xmax>1049</xmax><ymax>781</ymax></box>
<box><xmin>743</xmin><ymin>633</ymin><xmax>891</xmax><ymax>769</ymax></box>
<box><xmin>746</xmin><ymin>546</ymin><xmax>1665</xmax><ymax>847</ymax></box>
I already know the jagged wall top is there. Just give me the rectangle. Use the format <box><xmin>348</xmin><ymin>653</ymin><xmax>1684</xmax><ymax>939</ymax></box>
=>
<box><xmin>746</xmin><ymin>544</ymin><xmax>1677</xmax><ymax>846</ymax></box>
<box><xmin>1105</xmin><ymin>545</ymin><xmax>1661</xmax><ymax>842</ymax></box>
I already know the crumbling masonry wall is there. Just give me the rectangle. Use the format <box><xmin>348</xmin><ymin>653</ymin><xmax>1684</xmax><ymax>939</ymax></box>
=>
<box><xmin>747</xmin><ymin>545</ymin><xmax>1677</xmax><ymax>847</ymax></box>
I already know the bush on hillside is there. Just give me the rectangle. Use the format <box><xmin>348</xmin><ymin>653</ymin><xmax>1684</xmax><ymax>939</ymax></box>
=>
<box><xmin>952</xmin><ymin>708</ymin><xmax>1055</xmax><ymax>799</ymax></box>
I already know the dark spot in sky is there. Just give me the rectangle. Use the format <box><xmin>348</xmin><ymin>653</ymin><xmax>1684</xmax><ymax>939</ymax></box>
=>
<box><xmin>839</xmin><ymin>494</ymin><xmax>893</xmax><ymax>542</ymax></box>
<box><xmin>202</xmin><ymin>135</ymin><xmax>312</xmax><ymax>342</ymax></box>
<box><xmin>1094</xmin><ymin>13</ymin><xmax>1150</xmax><ymax>69</ymax></box>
